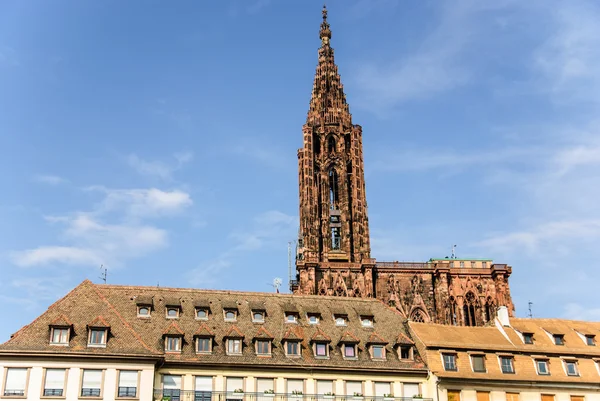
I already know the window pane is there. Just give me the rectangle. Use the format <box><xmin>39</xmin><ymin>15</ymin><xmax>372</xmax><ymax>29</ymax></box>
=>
<box><xmin>90</xmin><ymin>329</ymin><xmax>106</xmax><ymax>344</ymax></box>
<box><xmin>374</xmin><ymin>382</ymin><xmax>390</xmax><ymax>397</ymax></box>
<box><xmin>287</xmin><ymin>342</ymin><xmax>299</xmax><ymax>355</ymax></box>
<box><xmin>316</xmin><ymin>343</ymin><xmax>327</xmax><ymax>356</ymax></box>
<box><xmin>373</xmin><ymin>346</ymin><xmax>384</xmax><ymax>358</ymax></box>
<box><xmin>287</xmin><ymin>380</ymin><xmax>303</xmax><ymax>394</ymax></box>
<box><xmin>344</xmin><ymin>345</ymin><xmax>355</xmax><ymax>357</ymax></box>
<box><xmin>404</xmin><ymin>384</ymin><xmax>419</xmax><ymax>398</ymax></box>
<box><xmin>346</xmin><ymin>381</ymin><xmax>362</xmax><ymax>395</ymax></box>
<box><xmin>4</xmin><ymin>368</ymin><xmax>27</xmax><ymax>396</ymax></box>
<box><xmin>443</xmin><ymin>354</ymin><xmax>456</xmax><ymax>370</ymax></box>
<box><xmin>316</xmin><ymin>380</ymin><xmax>333</xmax><ymax>395</ymax></box>
<box><xmin>45</xmin><ymin>369</ymin><xmax>65</xmax><ymax>389</ymax></box>
<box><xmin>195</xmin><ymin>376</ymin><xmax>212</xmax><ymax>391</ymax></box>
<box><xmin>164</xmin><ymin>375</ymin><xmax>182</xmax><ymax>389</ymax></box>
<box><xmin>119</xmin><ymin>371</ymin><xmax>138</xmax><ymax>387</ymax></box>
<box><xmin>472</xmin><ymin>356</ymin><xmax>485</xmax><ymax>372</ymax></box>
<box><xmin>257</xmin><ymin>378</ymin><xmax>274</xmax><ymax>393</ymax></box>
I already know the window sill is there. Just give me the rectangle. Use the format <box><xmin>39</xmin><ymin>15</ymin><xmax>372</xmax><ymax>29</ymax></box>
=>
<box><xmin>286</xmin><ymin>355</ymin><xmax>302</xmax><ymax>359</ymax></box>
<box><xmin>79</xmin><ymin>396</ymin><xmax>103</xmax><ymax>400</ymax></box>
<box><xmin>196</xmin><ymin>351</ymin><xmax>212</xmax><ymax>355</ymax></box>
<box><xmin>226</xmin><ymin>353</ymin><xmax>243</xmax><ymax>356</ymax></box>
<box><xmin>1</xmin><ymin>396</ymin><xmax>27</xmax><ymax>399</ymax></box>
<box><xmin>87</xmin><ymin>344</ymin><xmax>106</xmax><ymax>348</ymax></box>
<box><xmin>41</xmin><ymin>396</ymin><xmax>66</xmax><ymax>399</ymax></box>
<box><xmin>165</xmin><ymin>350</ymin><xmax>182</xmax><ymax>354</ymax></box>
<box><xmin>49</xmin><ymin>343</ymin><xmax>69</xmax><ymax>347</ymax></box>
<box><xmin>537</xmin><ymin>373</ymin><xmax>550</xmax><ymax>376</ymax></box>
<box><xmin>501</xmin><ymin>371</ymin><xmax>515</xmax><ymax>374</ymax></box>
<box><xmin>473</xmin><ymin>370</ymin><xmax>487</xmax><ymax>373</ymax></box>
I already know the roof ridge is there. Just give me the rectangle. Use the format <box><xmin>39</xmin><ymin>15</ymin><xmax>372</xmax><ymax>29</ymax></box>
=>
<box><xmin>91</xmin><ymin>283</ymin><xmax>159</xmax><ymax>354</ymax></box>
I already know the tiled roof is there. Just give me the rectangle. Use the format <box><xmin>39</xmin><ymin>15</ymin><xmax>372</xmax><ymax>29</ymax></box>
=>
<box><xmin>0</xmin><ymin>280</ymin><xmax>426</xmax><ymax>372</ymax></box>
<box><xmin>50</xmin><ymin>314</ymin><xmax>73</xmax><ymax>327</ymax></box>
<box><xmin>310</xmin><ymin>327</ymin><xmax>332</xmax><ymax>343</ymax></box>
<box><xmin>338</xmin><ymin>331</ymin><xmax>360</xmax><ymax>344</ymax></box>
<box><xmin>224</xmin><ymin>325</ymin><xmax>245</xmax><ymax>339</ymax></box>
<box><xmin>88</xmin><ymin>316</ymin><xmax>110</xmax><ymax>328</ymax></box>
<box><xmin>163</xmin><ymin>322</ymin><xmax>184</xmax><ymax>336</ymax></box>
<box><xmin>254</xmin><ymin>326</ymin><xmax>274</xmax><ymax>340</ymax></box>
<box><xmin>395</xmin><ymin>332</ymin><xmax>414</xmax><ymax>346</ymax></box>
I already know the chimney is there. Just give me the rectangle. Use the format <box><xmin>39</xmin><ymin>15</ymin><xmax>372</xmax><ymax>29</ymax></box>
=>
<box><xmin>497</xmin><ymin>305</ymin><xmax>510</xmax><ymax>327</ymax></box>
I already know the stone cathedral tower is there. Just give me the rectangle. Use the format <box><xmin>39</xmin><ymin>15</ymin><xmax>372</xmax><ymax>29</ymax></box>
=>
<box><xmin>293</xmin><ymin>6</ymin><xmax>515</xmax><ymax>328</ymax></box>
<box><xmin>294</xmin><ymin>6</ymin><xmax>375</xmax><ymax>298</ymax></box>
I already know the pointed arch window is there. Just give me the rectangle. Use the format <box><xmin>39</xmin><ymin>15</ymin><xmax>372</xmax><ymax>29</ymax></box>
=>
<box><xmin>449</xmin><ymin>297</ymin><xmax>458</xmax><ymax>325</ymax></box>
<box><xmin>328</xmin><ymin>168</ymin><xmax>339</xmax><ymax>209</ymax></box>
<box><xmin>464</xmin><ymin>292</ymin><xmax>477</xmax><ymax>326</ymax></box>
<box><xmin>328</xmin><ymin>136</ymin><xmax>336</xmax><ymax>153</ymax></box>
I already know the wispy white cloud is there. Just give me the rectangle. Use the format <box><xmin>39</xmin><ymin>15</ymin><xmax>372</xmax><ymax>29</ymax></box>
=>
<box><xmin>127</xmin><ymin>151</ymin><xmax>193</xmax><ymax>180</ymax></box>
<box><xmin>33</xmin><ymin>174</ymin><xmax>68</xmax><ymax>185</ymax></box>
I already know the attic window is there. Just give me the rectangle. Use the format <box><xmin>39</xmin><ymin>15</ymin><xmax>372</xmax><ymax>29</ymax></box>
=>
<box><xmin>224</xmin><ymin>310</ymin><xmax>237</xmax><ymax>322</ymax></box>
<box><xmin>256</xmin><ymin>340</ymin><xmax>271</xmax><ymax>356</ymax></box>
<box><xmin>166</xmin><ymin>307</ymin><xmax>180</xmax><ymax>319</ymax></box>
<box><xmin>227</xmin><ymin>338</ymin><xmax>242</xmax><ymax>355</ymax></box>
<box><xmin>252</xmin><ymin>311</ymin><xmax>265</xmax><ymax>323</ymax></box>
<box><xmin>165</xmin><ymin>336</ymin><xmax>182</xmax><ymax>352</ymax></box>
<box><xmin>285</xmin><ymin>313</ymin><xmax>298</xmax><ymax>323</ymax></box>
<box><xmin>88</xmin><ymin>328</ymin><xmax>107</xmax><ymax>347</ymax></box>
<box><xmin>371</xmin><ymin>345</ymin><xmax>385</xmax><ymax>360</ymax></box>
<box><xmin>50</xmin><ymin>327</ymin><xmax>70</xmax><ymax>346</ymax></box>
<box><xmin>307</xmin><ymin>314</ymin><xmax>320</xmax><ymax>325</ymax></box>
<box><xmin>553</xmin><ymin>334</ymin><xmax>564</xmax><ymax>345</ymax></box>
<box><xmin>399</xmin><ymin>346</ymin><xmax>413</xmax><ymax>360</ymax></box>
<box><xmin>523</xmin><ymin>333</ymin><xmax>534</xmax><ymax>344</ymax></box>
<box><xmin>196</xmin><ymin>338</ymin><xmax>212</xmax><ymax>354</ymax></box>
<box><xmin>343</xmin><ymin>344</ymin><xmax>357</xmax><ymax>359</ymax></box>
<box><xmin>361</xmin><ymin>316</ymin><xmax>373</xmax><ymax>327</ymax></box>
<box><xmin>314</xmin><ymin>342</ymin><xmax>329</xmax><ymax>358</ymax></box>
<box><xmin>585</xmin><ymin>335</ymin><xmax>596</xmax><ymax>346</ymax></box>
<box><xmin>286</xmin><ymin>341</ymin><xmax>301</xmax><ymax>357</ymax></box>
<box><xmin>335</xmin><ymin>315</ymin><xmax>347</xmax><ymax>326</ymax></box>
<box><xmin>196</xmin><ymin>308</ymin><xmax>209</xmax><ymax>320</ymax></box>
<box><xmin>565</xmin><ymin>360</ymin><xmax>579</xmax><ymax>376</ymax></box>
<box><xmin>137</xmin><ymin>306</ymin><xmax>150</xmax><ymax>317</ymax></box>
<box><xmin>536</xmin><ymin>359</ymin><xmax>549</xmax><ymax>375</ymax></box>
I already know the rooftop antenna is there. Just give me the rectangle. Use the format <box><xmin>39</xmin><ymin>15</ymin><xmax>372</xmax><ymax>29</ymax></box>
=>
<box><xmin>451</xmin><ymin>244</ymin><xmax>457</xmax><ymax>259</ymax></box>
<box><xmin>99</xmin><ymin>265</ymin><xmax>107</xmax><ymax>284</ymax></box>
<box><xmin>268</xmin><ymin>278</ymin><xmax>283</xmax><ymax>293</ymax></box>
<box><xmin>528</xmin><ymin>301</ymin><xmax>534</xmax><ymax>318</ymax></box>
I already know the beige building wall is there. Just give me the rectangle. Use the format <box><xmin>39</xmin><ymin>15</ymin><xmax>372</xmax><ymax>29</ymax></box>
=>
<box><xmin>0</xmin><ymin>359</ymin><xmax>155</xmax><ymax>401</ymax></box>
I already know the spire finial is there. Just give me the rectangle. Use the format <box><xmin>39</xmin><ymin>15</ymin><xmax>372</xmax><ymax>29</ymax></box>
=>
<box><xmin>320</xmin><ymin>4</ymin><xmax>331</xmax><ymax>43</ymax></box>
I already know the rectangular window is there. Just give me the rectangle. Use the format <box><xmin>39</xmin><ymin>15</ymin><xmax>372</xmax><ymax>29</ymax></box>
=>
<box><xmin>50</xmin><ymin>328</ymin><xmax>69</xmax><ymax>345</ymax></box>
<box><xmin>404</xmin><ymin>384</ymin><xmax>420</xmax><ymax>398</ymax></box>
<box><xmin>447</xmin><ymin>390</ymin><xmax>461</xmax><ymax>401</ymax></box>
<box><xmin>89</xmin><ymin>329</ymin><xmax>107</xmax><ymax>346</ymax></box>
<box><xmin>81</xmin><ymin>369</ymin><xmax>103</xmax><ymax>397</ymax></box>
<box><xmin>505</xmin><ymin>393</ymin><xmax>520</xmax><ymax>401</ymax></box>
<box><xmin>472</xmin><ymin>355</ymin><xmax>486</xmax><ymax>372</ymax></box>
<box><xmin>344</xmin><ymin>344</ymin><xmax>356</xmax><ymax>358</ymax></box>
<box><xmin>227</xmin><ymin>339</ymin><xmax>242</xmax><ymax>355</ymax></box>
<box><xmin>586</xmin><ymin>335</ymin><xmax>595</xmax><ymax>346</ymax></box>
<box><xmin>117</xmin><ymin>371</ymin><xmax>138</xmax><ymax>398</ymax></box>
<box><xmin>163</xmin><ymin>375</ymin><xmax>182</xmax><ymax>401</ymax></box>
<box><xmin>443</xmin><ymin>354</ymin><xmax>457</xmax><ymax>371</ymax></box>
<box><xmin>400</xmin><ymin>346</ymin><xmax>412</xmax><ymax>359</ymax></box>
<box><xmin>372</xmin><ymin>345</ymin><xmax>385</xmax><ymax>359</ymax></box>
<box><xmin>252</xmin><ymin>311</ymin><xmax>265</xmax><ymax>323</ymax></box>
<box><xmin>565</xmin><ymin>361</ymin><xmax>579</xmax><ymax>376</ymax></box>
<box><xmin>315</xmin><ymin>343</ymin><xmax>327</xmax><ymax>357</ymax></box>
<box><xmin>197</xmin><ymin>338</ymin><xmax>211</xmax><ymax>353</ymax></box>
<box><xmin>523</xmin><ymin>333</ymin><xmax>533</xmax><ymax>344</ymax></box>
<box><xmin>195</xmin><ymin>376</ymin><xmax>212</xmax><ymax>401</ymax></box>
<box><xmin>553</xmin><ymin>334</ymin><xmax>564</xmax><ymax>345</ymax></box>
<box><xmin>536</xmin><ymin>360</ymin><xmax>549</xmax><ymax>375</ymax></box>
<box><xmin>256</xmin><ymin>340</ymin><xmax>270</xmax><ymax>355</ymax></box>
<box><xmin>3</xmin><ymin>368</ymin><xmax>28</xmax><ymax>397</ymax></box>
<box><xmin>346</xmin><ymin>381</ymin><xmax>362</xmax><ymax>397</ymax></box>
<box><xmin>316</xmin><ymin>380</ymin><xmax>333</xmax><ymax>395</ymax></box>
<box><xmin>541</xmin><ymin>395</ymin><xmax>554</xmax><ymax>401</ymax></box>
<box><xmin>374</xmin><ymin>382</ymin><xmax>391</xmax><ymax>397</ymax></box>
<box><xmin>476</xmin><ymin>392</ymin><xmax>490</xmax><ymax>401</ymax></box>
<box><xmin>500</xmin><ymin>356</ymin><xmax>515</xmax><ymax>374</ymax></box>
<box><xmin>570</xmin><ymin>396</ymin><xmax>584</xmax><ymax>401</ymax></box>
<box><xmin>226</xmin><ymin>377</ymin><xmax>244</xmax><ymax>399</ymax></box>
<box><xmin>286</xmin><ymin>341</ymin><xmax>300</xmax><ymax>356</ymax></box>
<box><xmin>257</xmin><ymin>378</ymin><xmax>274</xmax><ymax>394</ymax></box>
<box><xmin>43</xmin><ymin>368</ymin><xmax>66</xmax><ymax>397</ymax></box>
<box><xmin>165</xmin><ymin>336</ymin><xmax>181</xmax><ymax>352</ymax></box>
<box><xmin>287</xmin><ymin>379</ymin><xmax>303</xmax><ymax>395</ymax></box>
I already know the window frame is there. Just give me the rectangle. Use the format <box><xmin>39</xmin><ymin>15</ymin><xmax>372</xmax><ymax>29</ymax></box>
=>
<box><xmin>116</xmin><ymin>370</ymin><xmax>139</xmax><ymax>399</ymax></box>
<box><xmin>88</xmin><ymin>328</ymin><xmax>108</xmax><ymax>348</ymax></box>
<box><xmin>523</xmin><ymin>333</ymin><xmax>534</xmax><ymax>344</ymax></box>
<box><xmin>442</xmin><ymin>353</ymin><xmax>457</xmax><ymax>371</ymax></box>
<box><xmin>343</xmin><ymin>343</ymin><xmax>357</xmax><ymax>359</ymax></box>
<box><xmin>399</xmin><ymin>346</ymin><xmax>413</xmax><ymax>360</ymax></box>
<box><xmin>3</xmin><ymin>367</ymin><xmax>30</xmax><ymax>398</ymax></box>
<box><xmin>137</xmin><ymin>306</ymin><xmax>151</xmax><ymax>318</ymax></box>
<box><xmin>252</xmin><ymin>311</ymin><xmax>265</xmax><ymax>323</ymax></box>
<box><xmin>585</xmin><ymin>335</ymin><xmax>596</xmax><ymax>346</ymax></box>
<box><xmin>80</xmin><ymin>369</ymin><xmax>104</xmax><ymax>398</ymax></box>
<box><xmin>166</xmin><ymin>307</ymin><xmax>180</xmax><ymax>319</ymax></box>
<box><xmin>42</xmin><ymin>368</ymin><xmax>67</xmax><ymax>398</ymax></box>
<box><xmin>165</xmin><ymin>336</ymin><xmax>182</xmax><ymax>353</ymax></box>
<box><xmin>360</xmin><ymin>316</ymin><xmax>373</xmax><ymax>327</ymax></box>
<box><xmin>536</xmin><ymin>359</ymin><xmax>550</xmax><ymax>375</ymax></box>
<box><xmin>227</xmin><ymin>338</ymin><xmax>243</xmax><ymax>355</ymax></box>
<box><xmin>196</xmin><ymin>337</ymin><xmax>212</xmax><ymax>354</ymax></box>
<box><xmin>286</xmin><ymin>341</ymin><xmax>301</xmax><ymax>357</ymax></box>
<box><xmin>307</xmin><ymin>314</ymin><xmax>320</xmax><ymax>325</ymax></box>
<box><xmin>471</xmin><ymin>354</ymin><xmax>486</xmax><ymax>373</ymax></box>
<box><xmin>553</xmin><ymin>334</ymin><xmax>564</xmax><ymax>345</ymax></box>
<box><xmin>195</xmin><ymin>308</ymin><xmax>209</xmax><ymax>320</ymax></box>
<box><xmin>256</xmin><ymin>339</ymin><xmax>271</xmax><ymax>356</ymax></box>
<box><xmin>49</xmin><ymin>327</ymin><xmax>70</xmax><ymax>346</ymax></box>
<box><xmin>224</xmin><ymin>309</ymin><xmax>237</xmax><ymax>322</ymax></box>
<box><xmin>334</xmin><ymin>315</ymin><xmax>347</xmax><ymax>326</ymax></box>
<box><xmin>371</xmin><ymin>345</ymin><xmax>386</xmax><ymax>360</ymax></box>
<box><xmin>564</xmin><ymin>360</ymin><xmax>579</xmax><ymax>376</ymax></box>
<box><xmin>500</xmin><ymin>356</ymin><xmax>515</xmax><ymax>374</ymax></box>
<box><xmin>285</xmin><ymin>313</ymin><xmax>298</xmax><ymax>324</ymax></box>
<box><xmin>314</xmin><ymin>342</ymin><xmax>329</xmax><ymax>358</ymax></box>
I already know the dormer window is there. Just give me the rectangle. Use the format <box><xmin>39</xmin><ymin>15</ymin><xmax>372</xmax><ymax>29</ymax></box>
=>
<box><xmin>335</xmin><ymin>316</ymin><xmax>347</xmax><ymax>326</ymax></box>
<box><xmin>343</xmin><ymin>344</ymin><xmax>357</xmax><ymax>359</ymax></box>
<box><xmin>565</xmin><ymin>360</ymin><xmax>579</xmax><ymax>376</ymax></box>
<box><xmin>371</xmin><ymin>345</ymin><xmax>385</xmax><ymax>360</ymax></box>
<box><xmin>165</xmin><ymin>336</ymin><xmax>182</xmax><ymax>352</ymax></box>
<box><xmin>50</xmin><ymin>327</ymin><xmax>69</xmax><ymax>345</ymax></box>
<box><xmin>361</xmin><ymin>317</ymin><xmax>373</xmax><ymax>327</ymax></box>
<box><xmin>256</xmin><ymin>339</ymin><xmax>271</xmax><ymax>356</ymax></box>
<box><xmin>523</xmin><ymin>333</ymin><xmax>534</xmax><ymax>344</ymax></box>
<box><xmin>585</xmin><ymin>335</ymin><xmax>596</xmax><ymax>346</ymax></box>
<box><xmin>308</xmin><ymin>314</ymin><xmax>320</xmax><ymax>325</ymax></box>
<box><xmin>286</xmin><ymin>341</ymin><xmax>301</xmax><ymax>357</ymax></box>
<box><xmin>137</xmin><ymin>306</ymin><xmax>150</xmax><ymax>317</ymax></box>
<box><xmin>314</xmin><ymin>342</ymin><xmax>329</xmax><ymax>358</ymax></box>
<box><xmin>399</xmin><ymin>346</ymin><xmax>413</xmax><ymax>360</ymax></box>
<box><xmin>88</xmin><ymin>328</ymin><xmax>107</xmax><ymax>347</ymax></box>
<box><xmin>196</xmin><ymin>337</ymin><xmax>212</xmax><ymax>354</ymax></box>
<box><xmin>166</xmin><ymin>307</ymin><xmax>180</xmax><ymax>319</ymax></box>
<box><xmin>196</xmin><ymin>308</ymin><xmax>209</xmax><ymax>320</ymax></box>
<box><xmin>227</xmin><ymin>338</ymin><xmax>242</xmax><ymax>355</ymax></box>
<box><xmin>553</xmin><ymin>334</ymin><xmax>564</xmax><ymax>345</ymax></box>
<box><xmin>224</xmin><ymin>310</ymin><xmax>237</xmax><ymax>322</ymax></box>
<box><xmin>252</xmin><ymin>311</ymin><xmax>265</xmax><ymax>323</ymax></box>
<box><xmin>285</xmin><ymin>313</ymin><xmax>298</xmax><ymax>323</ymax></box>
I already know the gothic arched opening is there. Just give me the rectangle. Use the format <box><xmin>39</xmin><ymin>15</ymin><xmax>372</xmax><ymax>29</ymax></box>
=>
<box><xmin>327</xmin><ymin>135</ymin><xmax>336</xmax><ymax>153</ymax></box>
<box><xmin>463</xmin><ymin>292</ymin><xmax>478</xmax><ymax>326</ymax></box>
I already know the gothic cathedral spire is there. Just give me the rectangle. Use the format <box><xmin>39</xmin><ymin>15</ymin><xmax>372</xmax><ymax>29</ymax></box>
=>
<box><xmin>294</xmin><ymin>5</ymin><xmax>374</xmax><ymax>298</ymax></box>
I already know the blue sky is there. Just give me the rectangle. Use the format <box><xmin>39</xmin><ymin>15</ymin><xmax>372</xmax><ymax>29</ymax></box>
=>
<box><xmin>1</xmin><ymin>0</ymin><xmax>600</xmax><ymax>341</ymax></box>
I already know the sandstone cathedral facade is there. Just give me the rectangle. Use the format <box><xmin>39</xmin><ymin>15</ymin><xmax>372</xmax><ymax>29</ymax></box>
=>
<box><xmin>292</xmin><ymin>6</ymin><xmax>515</xmax><ymax>327</ymax></box>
